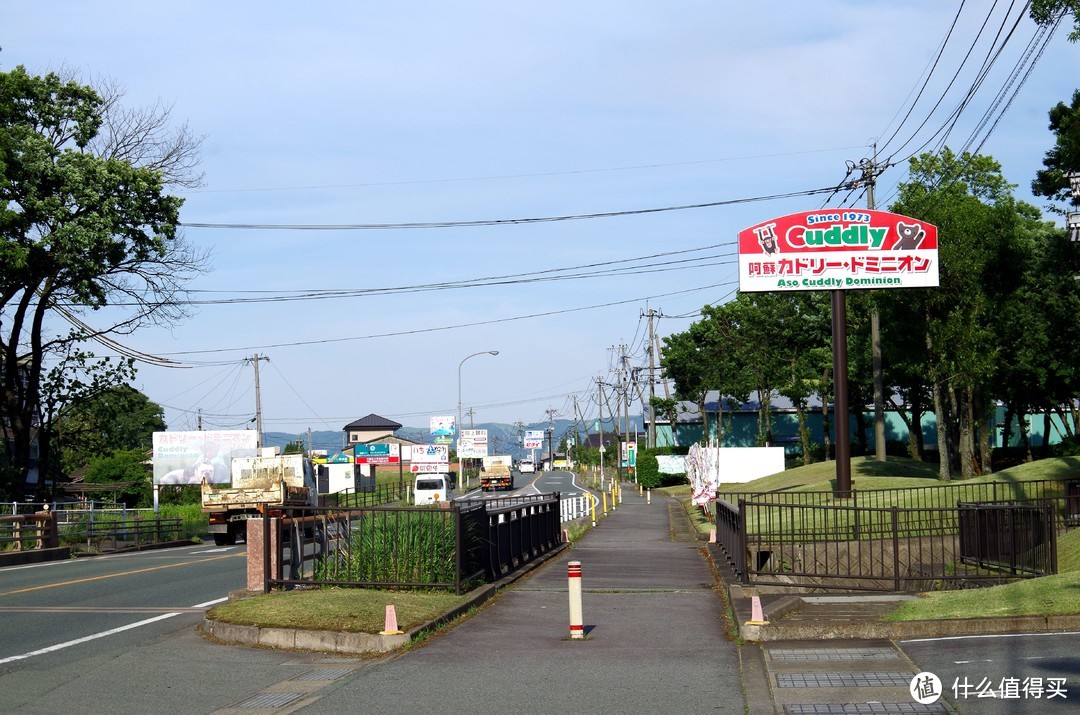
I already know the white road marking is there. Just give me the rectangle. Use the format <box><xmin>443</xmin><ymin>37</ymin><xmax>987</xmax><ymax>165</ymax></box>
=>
<box><xmin>0</xmin><ymin>596</ymin><xmax>228</xmax><ymax>665</ymax></box>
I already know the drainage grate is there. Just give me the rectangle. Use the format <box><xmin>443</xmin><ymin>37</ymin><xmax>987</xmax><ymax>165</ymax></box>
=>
<box><xmin>776</xmin><ymin>672</ymin><xmax>914</xmax><ymax>688</ymax></box>
<box><xmin>293</xmin><ymin>667</ymin><xmax>354</xmax><ymax>682</ymax></box>
<box><xmin>233</xmin><ymin>692</ymin><xmax>307</xmax><ymax>709</ymax></box>
<box><xmin>784</xmin><ymin>704</ymin><xmax>949</xmax><ymax>714</ymax></box>
<box><xmin>770</xmin><ymin>647</ymin><xmax>899</xmax><ymax>662</ymax></box>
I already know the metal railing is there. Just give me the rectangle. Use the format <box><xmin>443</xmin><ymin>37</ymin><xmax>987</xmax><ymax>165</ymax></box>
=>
<box><xmin>260</xmin><ymin>493</ymin><xmax>563</xmax><ymax>594</ymax></box>
<box><xmin>559</xmin><ymin>493</ymin><xmax>593</xmax><ymax>523</ymax></box>
<box><xmin>719</xmin><ymin>478</ymin><xmax>1078</xmax><ymax>526</ymax></box>
<box><xmin>714</xmin><ymin>492</ymin><xmax>1060</xmax><ymax>591</ymax></box>
<box><xmin>1</xmin><ymin>503</ymin><xmax>185</xmax><ymax>553</ymax></box>
<box><xmin>958</xmin><ymin>501</ymin><xmax>1057</xmax><ymax>575</ymax></box>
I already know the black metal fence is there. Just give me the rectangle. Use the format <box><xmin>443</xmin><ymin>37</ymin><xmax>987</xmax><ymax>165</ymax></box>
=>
<box><xmin>325</xmin><ymin>483</ymin><xmax>407</xmax><ymax>508</ymax></box>
<box><xmin>714</xmin><ymin>481</ymin><xmax>1067</xmax><ymax>592</ymax></box>
<box><xmin>719</xmin><ymin>478</ymin><xmax>1076</xmax><ymax>524</ymax></box>
<box><xmin>263</xmin><ymin>493</ymin><xmax>563</xmax><ymax>595</ymax></box>
<box><xmin>958</xmin><ymin>501</ymin><xmax>1057</xmax><ymax>575</ymax></box>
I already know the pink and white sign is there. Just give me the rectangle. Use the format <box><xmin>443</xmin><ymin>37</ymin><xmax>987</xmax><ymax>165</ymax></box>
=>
<box><xmin>738</xmin><ymin>209</ymin><xmax>939</xmax><ymax>293</ymax></box>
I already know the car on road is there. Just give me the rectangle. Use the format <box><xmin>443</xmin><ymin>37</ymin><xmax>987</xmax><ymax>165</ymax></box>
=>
<box><xmin>518</xmin><ymin>459</ymin><xmax>535</xmax><ymax>474</ymax></box>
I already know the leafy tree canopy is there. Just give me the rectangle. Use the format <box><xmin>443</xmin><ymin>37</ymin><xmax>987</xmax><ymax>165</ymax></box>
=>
<box><xmin>1031</xmin><ymin>89</ymin><xmax>1080</xmax><ymax>212</ymax></box>
<box><xmin>1031</xmin><ymin>0</ymin><xmax>1080</xmax><ymax>41</ymax></box>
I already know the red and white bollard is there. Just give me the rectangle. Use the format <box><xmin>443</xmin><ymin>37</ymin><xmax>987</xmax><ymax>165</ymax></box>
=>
<box><xmin>568</xmin><ymin>560</ymin><xmax>584</xmax><ymax>639</ymax></box>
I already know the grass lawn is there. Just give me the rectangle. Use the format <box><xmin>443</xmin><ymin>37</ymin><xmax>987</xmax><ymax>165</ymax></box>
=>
<box><xmin>207</xmin><ymin>587</ymin><xmax>468</xmax><ymax>634</ymax></box>
<box><xmin>716</xmin><ymin>454</ymin><xmax>1080</xmax><ymax>622</ymax></box>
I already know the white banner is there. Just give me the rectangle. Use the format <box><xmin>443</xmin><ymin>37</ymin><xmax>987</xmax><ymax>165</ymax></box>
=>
<box><xmin>152</xmin><ymin>430</ymin><xmax>258</xmax><ymax>485</ymax></box>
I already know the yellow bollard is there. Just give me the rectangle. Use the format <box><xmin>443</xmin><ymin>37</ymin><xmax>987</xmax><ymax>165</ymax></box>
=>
<box><xmin>602</xmin><ymin>491</ymin><xmax>608</xmax><ymax>515</ymax></box>
<box><xmin>647</xmin><ymin>488</ymin><xmax>651</xmax><ymax>505</ymax></box>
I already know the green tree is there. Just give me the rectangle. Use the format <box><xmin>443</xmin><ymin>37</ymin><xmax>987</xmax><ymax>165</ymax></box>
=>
<box><xmin>890</xmin><ymin>148</ymin><xmax>1033</xmax><ymax>478</ymax></box>
<box><xmin>55</xmin><ymin>384</ymin><xmax>165</xmax><ymax>474</ymax></box>
<box><xmin>1031</xmin><ymin>1</ymin><xmax>1080</xmax><ymax>41</ymax></box>
<box><xmin>1031</xmin><ymin>89</ymin><xmax>1080</xmax><ymax>213</ymax></box>
<box><xmin>659</xmin><ymin>325</ymin><xmax>716</xmax><ymax>444</ymax></box>
<box><xmin>649</xmin><ymin>396</ymin><xmax>681</xmax><ymax>447</ymax></box>
<box><xmin>0</xmin><ymin>65</ymin><xmax>206</xmax><ymax>498</ymax></box>
<box><xmin>82</xmin><ymin>447</ymin><xmax>152</xmax><ymax>507</ymax></box>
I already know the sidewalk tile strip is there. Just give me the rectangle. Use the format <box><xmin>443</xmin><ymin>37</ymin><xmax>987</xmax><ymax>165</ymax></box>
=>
<box><xmin>233</xmin><ymin>692</ymin><xmax>307</xmax><ymax>708</ymax></box>
<box><xmin>292</xmin><ymin>667</ymin><xmax>354</xmax><ymax>682</ymax></box>
<box><xmin>770</xmin><ymin>647</ymin><xmax>899</xmax><ymax>661</ymax></box>
<box><xmin>776</xmin><ymin>672</ymin><xmax>914</xmax><ymax>688</ymax></box>
<box><xmin>783</xmin><ymin>704</ymin><xmax>949</xmax><ymax>713</ymax></box>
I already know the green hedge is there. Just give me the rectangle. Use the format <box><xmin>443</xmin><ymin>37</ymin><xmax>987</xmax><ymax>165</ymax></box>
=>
<box><xmin>634</xmin><ymin>447</ymin><xmax>690</xmax><ymax>489</ymax></box>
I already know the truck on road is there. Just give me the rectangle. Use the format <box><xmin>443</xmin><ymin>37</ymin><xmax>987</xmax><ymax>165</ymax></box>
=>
<box><xmin>480</xmin><ymin>454</ymin><xmax>515</xmax><ymax>492</ymax></box>
<box><xmin>201</xmin><ymin>448</ymin><xmax>318</xmax><ymax>545</ymax></box>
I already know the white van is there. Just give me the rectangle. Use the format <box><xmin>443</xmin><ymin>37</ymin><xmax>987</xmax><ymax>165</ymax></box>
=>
<box><xmin>413</xmin><ymin>473</ymin><xmax>453</xmax><ymax>505</ymax></box>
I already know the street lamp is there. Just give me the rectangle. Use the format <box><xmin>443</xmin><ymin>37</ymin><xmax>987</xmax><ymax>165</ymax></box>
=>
<box><xmin>458</xmin><ymin>350</ymin><xmax>498</xmax><ymax>488</ymax></box>
<box><xmin>458</xmin><ymin>350</ymin><xmax>499</xmax><ymax>432</ymax></box>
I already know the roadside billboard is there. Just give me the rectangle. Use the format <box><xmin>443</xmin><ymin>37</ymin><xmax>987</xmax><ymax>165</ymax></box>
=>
<box><xmin>524</xmin><ymin>429</ymin><xmax>545</xmax><ymax>450</ymax></box>
<box><xmin>151</xmin><ymin>430</ymin><xmax>258</xmax><ymax>485</ymax></box>
<box><xmin>738</xmin><ymin>209</ymin><xmax>939</xmax><ymax>293</ymax></box>
<box><xmin>457</xmin><ymin>429</ymin><xmax>488</xmax><ymax>459</ymax></box>
<box><xmin>409</xmin><ymin>443</ymin><xmax>449</xmax><ymax>473</ymax></box>
<box><xmin>429</xmin><ymin>415</ymin><xmax>456</xmax><ymax>437</ymax></box>
<box><xmin>354</xmin><ymin>443</ymin><xmax>401</xmax><ymax>465</ymax></box>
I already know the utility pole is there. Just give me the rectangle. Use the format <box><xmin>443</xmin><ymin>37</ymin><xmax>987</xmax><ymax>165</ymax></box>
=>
<box><xmin>855</xmin><ymin>145</ymin><xmax>887</xmax><ymax>462</ymax></box>
<box><xmin>248</xmin><ymin>353</ymin><xmax>268</xmax><ymax>449</ymax></box>
<box><xmin>642</xmin><ymin>307</ymin><xmax>662</xmax><ymax>449</ymax></box>
<box><xmin>197</xmin><ymin>409</ymin><xmax>202</xmax><ymax>431</ymax></box>
<box><xmin>545</xmin><ymin>407</ymin><xmax>557</xmax><ymax>470</ymax></box>
<box><xmin>597</xmin><ymin>377</ymin><xmax>606</xmax><ymax>478</ymax></box>
<box><xmin>620</xmin><ymin>344</ymin><xmax>630</xmax><ymax>480</ymax></box>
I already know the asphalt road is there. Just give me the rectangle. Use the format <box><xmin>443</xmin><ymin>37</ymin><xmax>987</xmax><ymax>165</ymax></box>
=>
<box><xmin>898</xmin><ymin>631</ymin><xmax>1080</xmax><ymax>713</ymax></box>
<box><xmin>0</xmin><ymin>544</ymin><xmax>312</xmax><ymax>714</ymax></box>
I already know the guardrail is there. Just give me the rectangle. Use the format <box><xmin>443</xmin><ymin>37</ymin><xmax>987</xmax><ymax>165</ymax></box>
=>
<box><xmin>0</xmin><ymin>511</ymin><xmax>59</xmax><ymax>550</ymax></box>
<box><xmin>559</xmin><ymin>493</ymin><xmax>593</xmax><ymax>523</ymax></box>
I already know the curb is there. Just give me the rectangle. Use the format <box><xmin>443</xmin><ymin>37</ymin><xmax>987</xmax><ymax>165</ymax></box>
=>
<box><xmin>201</xmin><ymin>541</ymin><xmax>570</xmax><ymax>655</ymax></box>
<box><xmin>738</xmin><ymin>606</ymin><xmax>1080</xmax><ymax>642</ymax></box>
<box><xmin>723</xmin><ymin>584</ymin><xmax>1080</xmax><ymax>642</ymax></box>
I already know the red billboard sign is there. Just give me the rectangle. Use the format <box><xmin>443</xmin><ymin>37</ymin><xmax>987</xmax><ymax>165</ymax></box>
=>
<box><xmin>738</xmin><ymin>209</ymin><xmax>938</xmax><ymax>292</ymax></box>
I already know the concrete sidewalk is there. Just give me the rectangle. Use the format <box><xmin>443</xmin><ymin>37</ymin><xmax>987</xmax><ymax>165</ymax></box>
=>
<box><xmin>284</xmin><ymin>486</ymin><xmax>747</xmax><ymax>714</ymax></box>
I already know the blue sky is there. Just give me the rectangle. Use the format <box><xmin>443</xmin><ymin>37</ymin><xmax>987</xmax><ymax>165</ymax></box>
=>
<box><xmin>3</xmin><ymin>2</ymin><xmax>1077</xmax><ymax>436</ymax></box>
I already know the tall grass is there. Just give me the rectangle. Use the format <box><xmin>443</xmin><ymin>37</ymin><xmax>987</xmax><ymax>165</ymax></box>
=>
<box><xmin>316</xmin><ymin>508</ymin><xmax>459</xmax><ymax>586</ymax></box>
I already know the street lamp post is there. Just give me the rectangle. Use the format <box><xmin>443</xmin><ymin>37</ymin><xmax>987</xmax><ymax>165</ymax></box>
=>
<box><xmin>457</xmin><ymin>350</ymin><xmax>499</xmax><ymax>486</ymax></box>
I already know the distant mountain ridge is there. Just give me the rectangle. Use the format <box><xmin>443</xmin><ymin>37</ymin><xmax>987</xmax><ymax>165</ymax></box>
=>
<box><xmin>263</xmin><ymin>417</ymin><xmax>642</xmax><ymax>458</ymax></box>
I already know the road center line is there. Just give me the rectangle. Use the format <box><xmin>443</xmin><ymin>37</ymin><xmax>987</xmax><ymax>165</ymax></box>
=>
<box><xmin>0</xmin><ymin>553</ymin><xmax>240</xmax><ymax>597</ymax></box>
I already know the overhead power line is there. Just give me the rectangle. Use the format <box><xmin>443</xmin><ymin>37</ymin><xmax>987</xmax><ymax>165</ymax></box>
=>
<box><xmin>178</xmin><ymin>186</ymin><xmax>841</xmax><ymax>231</ymax></box>
<box><xmin>153</xmin><ymin>281</ymin><xmax>736</xmax><ymax>357</ymax></box>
